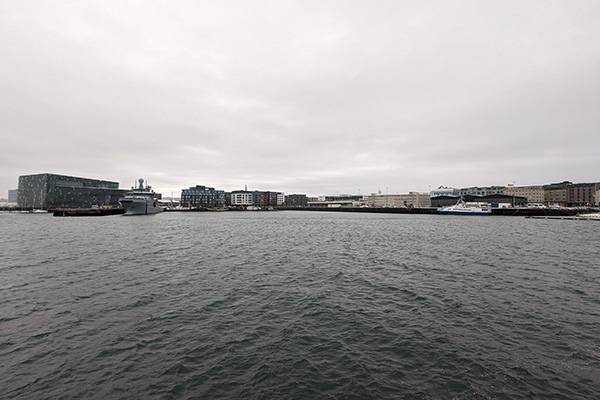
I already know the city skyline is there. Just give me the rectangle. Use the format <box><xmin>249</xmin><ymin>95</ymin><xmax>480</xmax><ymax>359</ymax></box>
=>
<box><xmin>2</xmin><ymin>2</ymin><xmax>600</xmax><ymax>198</ymax></box>
<box><xmin>6</xmin><ymin>171</ymin><xmax>598</xmax><ymax>202</ymax></box>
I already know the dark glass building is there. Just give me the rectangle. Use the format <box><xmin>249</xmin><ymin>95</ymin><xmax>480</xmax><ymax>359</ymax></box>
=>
<box><xmin>17</xmin><ymin>173</ymin><xmax>128</xmax><ymax>209</ymax></box>
<box><xmin>8</xmin><ymin>189</ymin><xmax>18</xmax><ymax>203</ymax></box>
<box><xmin>285</xmin><ymin>194</ymin><xmax>308</xmax><ymax>207</ymax></box>
<box><xmin>181</xmin><ymin>185</ymin><xmax>226</xmax><ymax>208</ymax></box>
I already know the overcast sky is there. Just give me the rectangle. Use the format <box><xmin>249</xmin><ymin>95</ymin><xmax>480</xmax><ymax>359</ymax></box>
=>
<box><xmin>1</xmin><ymin>1</ymin><xmax>599</xmax><ymax>198</ymax></box>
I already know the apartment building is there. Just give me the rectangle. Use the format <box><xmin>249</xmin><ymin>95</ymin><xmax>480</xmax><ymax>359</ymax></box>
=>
<box><xmin>181</xmin><ymin>185</ymin><xmax>226</xmax><ymax>208</ymax></box>
<box><xmin>503</xmin><ymin>184</ymin><xmax>545</xmax><ymax>204</ymax></box>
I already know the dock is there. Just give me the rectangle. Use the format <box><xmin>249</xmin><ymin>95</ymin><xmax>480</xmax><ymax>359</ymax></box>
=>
<box><xmin>53</xmin><ymin>208</ymin><xmax>125</xmax><ymax>217</ymax></box>
<box><xmin>277</xmin><ymin>207</ymin><xmax>439</xmax><ymax>214</ymax></box>
<box><xmin>526</xmin><ymin>215</ymin><xmax>600</xmax><ymax>221</ymax></box>
<box><xmin>277</xmin><ymin>206</ymin><xmax>592</xmax><ymax>217</ymax></box>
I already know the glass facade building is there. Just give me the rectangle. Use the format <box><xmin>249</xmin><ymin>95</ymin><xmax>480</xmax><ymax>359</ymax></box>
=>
<box><xmin>285</xmin><ymin>194</ymin><xmax>308</xmax><ymax>207</ymax></box>
<box><xmin>8</xmin><ymin>189</ymin><xmax>18</xmax><ymax>203</ymax></box>
<box><xmin>17</xmin><ymin>173</ymin><xmax>128</xmax><ymax>209</ymax></box>
<box><xmin>181</xmin><ymin>185</ymin><xmax>226</xmax><ymax>208</ymax></box>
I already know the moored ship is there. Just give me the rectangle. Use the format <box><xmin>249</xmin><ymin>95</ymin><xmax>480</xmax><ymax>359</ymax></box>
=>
<box><xmin>119</xmin><ymin>178</ymin><xmax>164</xmax><ymax>215</ymax></box>
<box><xmin>577</xmin><ymin>211</ymin><xmax>600</xmax><ymax>220</ymax></box>
<box><xmin>438</xmin><ymin>199</ymin><xmax>491</xmax><ymax>215</ymax></box>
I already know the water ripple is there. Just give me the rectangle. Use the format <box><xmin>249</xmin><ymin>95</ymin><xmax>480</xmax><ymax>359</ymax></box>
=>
<box><xmin>0</xmin><ymin>212</ymin><xmax>599</xmax><ymax>399</ymax></box>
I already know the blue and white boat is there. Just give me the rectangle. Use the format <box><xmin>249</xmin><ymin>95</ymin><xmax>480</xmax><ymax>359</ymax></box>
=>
<box><xmin>438</xmin><ymin>199</ymin><xmax>491</xmax><ymax>215</ymax></box>
<box><xmin>119</xmin><ymin>178</ymin><xmax>164</xmax><ymax>215</ymax></box>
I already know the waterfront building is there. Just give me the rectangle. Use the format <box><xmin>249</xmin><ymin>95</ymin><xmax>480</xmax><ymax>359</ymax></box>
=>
<box><xmin>260</xmin><ymin>191</ymin><xmax>284</xmax><ymax>207</ymax></box>
<box><xmin>307</xmin><ymin>199</ymin><xmax>357</xmax><ymax>208</ymax></box>
<box><xmin>459</xmin><ymin>186</ymin><xmax>505</xmax><ymax>197</ymax></box>
<box><xmin>307</xmin><ymin>194</ymin><xmax>365</xmax><ymax>208</ymax></box>
<box><xmin>567</xmin><ymin>182</ymin><xmax>600</xmax><ymax>206</ymax></box>
<box><xmin>8</xmin><ymin>189</ymin><xmax>18</xmax><ymax>203</ymax></box>
<box><xmin>285</xmin><ymin>194</ymin><xmax>308</xmax><ymax>207</ymax></box>
<box><xmin>542</xmin><ymin>181</ymin><xmax>600</xmax><ymax>206</ymax></box>
<box><xmin>503</xmin><ymin>184</ymin><xmax>545</xmax><ymax>204</ymax></box>
<box><xmin>17</xmin><ymin>173</ymin><xmax>128</xmax><ymax>210</ymax></box>
<box><xmin>543</xmin><ymin>181</ymin><xmax>571</xmax><ymax>205</ymax></box>
<box><xmin>365</xmin><ymin>192</ymin><xmax>431</xmax><ymax>208</ymax></box>
<box><xmin>230</xmin><ymin>191</ymin><xmax>255</xmax><ymax>206</ymax></box>
<box><xmin>430</xmin><ymin>186</ymin><xmax>460</xmax><ymax>198</ymax></box>
<box><xmin>229</xmin><ymin>190</ymin><xmax>284</xmax><ymax>208</ymax></box>
<box><xmin>323</xmin><ymin>194</ymin><xmax>364</xmax><ymax>202</ymax></box>
<box><xmin>181</xmin><ymin>185</ymin><xmax>226</xmax><ymax>208</ymax></box>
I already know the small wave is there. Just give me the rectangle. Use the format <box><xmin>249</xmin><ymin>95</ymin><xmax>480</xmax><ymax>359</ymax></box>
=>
<box><xmin>162</xmin><ymin>362</ymin><xmax>192</xmax><ymax>376</ymax></box>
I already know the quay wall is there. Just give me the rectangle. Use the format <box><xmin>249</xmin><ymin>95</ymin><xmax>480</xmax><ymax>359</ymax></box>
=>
<box><xmin>277</xmin><ymin>207</ymin><xmax>438</xmax><ymax>214</ymax></box>
<box><xmin>53</xmin><ymin>208</ymin><xmax>125</xmax><ymax>217</ymax></box>
<box><xmin>277</xmin><ymin>207</ymin><xmax>591</xmax><ymax>216</ymax></box>
<box><xmin>43</xmin><ymin>206</ymin><xmax>597</xmax><ymax>217</ymax></box>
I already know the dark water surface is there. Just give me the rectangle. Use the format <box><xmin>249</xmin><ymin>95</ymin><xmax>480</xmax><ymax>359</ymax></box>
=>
<box><xmin>1</xmin><ymin>211</ymin><xmax>599</xmax><ymax>399</ymax></box>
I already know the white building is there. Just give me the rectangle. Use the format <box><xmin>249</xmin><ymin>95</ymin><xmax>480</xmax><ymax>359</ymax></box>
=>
<box><xmin>231</xmin><ymin>192</ymin><xmax>254</xmax><ymax>206</ymax></box>
<box><xmin>365</xmin><ymin>192</ymin><xmax>431</xmax><ymax>208</ymax></box>
<box><xmin>276</xmin><ymin>192</ymin><xmax>285</xmax><ymax>206</ymax></box>
<box><xmin>503</xmin><ymin>184</ymin><xmax>545</xmax><ymax>204</ymax></box>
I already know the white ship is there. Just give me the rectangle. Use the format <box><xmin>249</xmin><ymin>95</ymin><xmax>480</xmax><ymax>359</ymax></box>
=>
<box><xmin>577</xmin><ymin>212</ymin><xmax>600</xmax><ymax>220</ymax></box>
<box><xmin>119</xmin><ymin>178</ymin><xmax>164</xmax><ymax>215</ymax></box>
<box><xmin>438</xmin><ymin>199</ymin><xmax>492</xmax><ymax>215</ymax></box>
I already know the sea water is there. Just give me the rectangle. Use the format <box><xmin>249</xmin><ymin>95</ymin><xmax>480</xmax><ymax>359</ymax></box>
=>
<box><xmin>1</xmin><ymin>211</ymin><xmax>599</xmax><ymax>399</ymax></box>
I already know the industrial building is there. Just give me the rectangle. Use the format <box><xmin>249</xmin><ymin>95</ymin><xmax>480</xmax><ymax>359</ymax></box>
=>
<box><xmin>365</xmin><ymin>192</ymin><xmax>431</xmax><ymax>208</ymax></box>
<box><xmin>503</xmin><ymin>184</ymin><xmax>545</xmax><ymax>204</ymax></box>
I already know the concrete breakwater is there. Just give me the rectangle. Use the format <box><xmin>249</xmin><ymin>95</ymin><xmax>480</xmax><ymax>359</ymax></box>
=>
<box><xmin>278</xmin><ymin>207</ymin><xmax>439</xmax><ymax>214</ymax></box>
<box><xmin>53</xmin><ymin>208</ymin><xmax>125</xmax><ymax>217</ymax></box>
<box><xmin>491</xmin><ymin>207</ymin><xmax>583</xmax><ymax>216</ymax></box>
<box><xmin>278</xmin><ymin>206</ymin><xmax>592</xmax><ymax>216</ymax></box>
<box><xmin>48</xmin><ymin>205</ymin><xmax>595</xmax><ymax>217</ymax></box>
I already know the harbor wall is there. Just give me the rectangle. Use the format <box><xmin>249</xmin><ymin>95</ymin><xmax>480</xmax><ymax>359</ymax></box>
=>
<box><xmin>277</xmin><ymin>206</ymin><xmax>589</xmax><ymax>216</ymax></box>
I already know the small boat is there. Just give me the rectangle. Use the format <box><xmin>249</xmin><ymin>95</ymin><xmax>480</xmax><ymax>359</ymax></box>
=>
<box><xmin>438</xmin><ymin>199</ymin><xmax>492</xmax><ymax>215</ymax></box>
<box><xmin>119</xmin><ymin>178</ymin><xmax>164</xmax><ymax>215</ymax></box>
<box><xmin>577</xmin><ymin>212</ymin><xmax>600</xmax><ymax>220</ymax></box>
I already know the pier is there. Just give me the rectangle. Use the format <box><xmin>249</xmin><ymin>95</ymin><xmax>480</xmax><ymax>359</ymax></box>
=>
<box><xmin>53</xmin><ymin>207</ymin><xmax>125</xmax><ymax>217</ymax></box>
<box><xmin>45</xmin><ymin>205</ymin><xmax>597</xmax><ymax>217</ymax></box>
<box><xmin>278</xmin><ymin>206</ymin><xmax>593</xmax><ymax>217</ymax></box>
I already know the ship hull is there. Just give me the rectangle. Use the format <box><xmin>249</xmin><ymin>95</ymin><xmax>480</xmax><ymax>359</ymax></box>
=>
<box><xmin>119</xmin><ymin>197</ymin><xmax>164</xmax><ymax>215</ymax></box>
<box><xmin>438</xmin><ymin>210</ymin><xmax>491</xmax><ymax>215</ymax></box>
<box><xmin>438</xmin><ymin>200</ymin><xmax>491</xmax><ymax>215</ymax></box>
